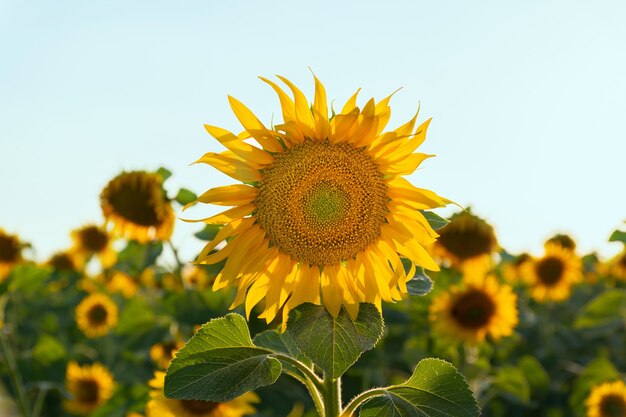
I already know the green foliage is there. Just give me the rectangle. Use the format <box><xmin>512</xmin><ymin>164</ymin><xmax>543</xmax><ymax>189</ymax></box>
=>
<box><xmin>156</xmin><ymin>166</ymin><xmax>172</xmax><ymax>181</ymax></box>
<box><xmin>32</xmin><ymin>334</ymin><xmax>67</xmax><ymax>366</ymax></box>
<box><xmin>569</xmin><ymin>357</ymin><xmax>619</xmax><ymax>417</ymax></box>
<box><xmin>574</xmin><ymin>289</ymin><xmax>626</xmax><ymax>332</ymax></box>
<box><xmin>286</xmin><ymin>303</ymin><xmax>383</xmax><ymax>378</ymax></box>
<box><xmin>165</xmin><ymin>314</ymin><xmax>282</xmax><ymax>402</ymax></box>
<box><xmin>420</xmin><ymin>210</ymin><xmax>449</xmax><ymax>230</ymax></box>
<box><xmin>194</xmin><ymin>224</ymin><xmax>223</xmax><ymax>241</ymax></box>
<box><xmin>115</xmin><ymin>241</ymin><xmax>163</xmax><ymax>275</ymax></box>
<box><xmin>407</xmin><ymin>268</ymin><xmax>433</xmax><ymax>296</ymax></box>
<box><xmin>359</xmin><ymin>358</ymin><xmax>479</xmax><ymax>417</ymax></box>
<box><xmin>494</xmin><ymin>365</ymin><xmax>530</xmax><ymax>404</ymax></box>
<box><xmin>609</xmin><ymin>229</ymin><xmax>626</xmax><ymax>244</ymax></box>
<box><xmin>518</xmin><ymin>355</ymin><xmax>549</xmax><ymax>394</ymax></box>
<box><xmin>174</xmin><ymin>188</ymin><xmax>197</xmax><ymax>206</ymax></box>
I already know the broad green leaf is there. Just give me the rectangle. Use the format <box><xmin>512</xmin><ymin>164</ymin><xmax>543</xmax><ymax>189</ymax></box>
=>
<box><xmin>32</xmin><ymin>334</ymin><xmax>66</xmax><ymax>365</ymax></box>
<box><xmin>494</xmin><ymin>366</ymin><xmax>530</xmax><ymax>404</ymax></box>
<box><xmin>7</xmin><ymin>264</ymin><xmax>50</xmax><ymax>294</ymax></box>
<box><xmin>286</xmin><ymin>303</ymin><xmax>383</xmax><ymax>379</ymax></box>
<box><xmin>569</xmin><ymin>357</ymin><xmax>619</xmax><ymax>417</ymax></box>
<box><xmin>609</xmin><ymin>229</ymin><xmax>626</xmax><ymax>244</ymax></box>
<box><xmin>360</xmin><ymin>358</ymin><xmax>479</xmax><ymax>417</ymax></box>
<box><xmin>574</xmin><ymin>290</ymin><xmax>626</xmax><ymax>331</ymax></box>
<box><xmin>406</xmin><ymin>268</ymin><xmax>433</xmax><ymax>296</ymax></box>
<box><xmin>254</xmin><ymin>329</ymin><xmax>312</xmax><ymax>373</ymax></box>
<box><xmin>420</xmin><ymin>210</ymin><xmax>450</xmax><ymax>230</ymax></box>
<box><xmin>518</xmin><ymin>355</ymin><xmax>549</xmax><ymax>394</ymax></box>
<box><xmin>115</xmin><ymin>241</ymin><xmax>163</xmax><ymax>275</ymax></box>
<box><xmin>194</xmin><ymin>224</ymin><xmax>223</xmax><ymax>241</ymax></box>
<box><xmin>156</xmin><ymin>167</ymin><xmax>172</xmax><ymax>181</ymax></box>
<box><xmin>116</xmin><ymin>298</ymin><xmax>156</xmax><ymax>336</ymax></box>
<box><xmin>175</xmin><ymin>188</ymin><xmax>197</xmax><ymax>206</ymax></box>
<box><xmin>165</xmin><ymin>313</ymin><xmax>281</xmax><ymax>402</ymax></box>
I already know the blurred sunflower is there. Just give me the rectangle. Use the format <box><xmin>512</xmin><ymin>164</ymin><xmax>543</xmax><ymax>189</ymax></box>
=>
<box><xmin>101</xmin><ymin>171</ymin><xmax>174</xmax><ymax>243</ymax></box>
<box><xmin>75</xmin><ymin>293</ymin><xmax>118</xmax><ymax>338</ymax></box>
<box><xmin>0</xmin><ymin>229</ymin><xmax>22</xmax><ymax>280</ymax></box>
<box><xmin>523</xmin><ymin>243</ymin><xmax>582</xmax><ymax>302</ymax></box>
<box><xmin>71</xmin><ymin>224</ymin><xmax>116</xmax><ymax>268</ymax></box>
<box><xmin>48</xmin><ymin>250</ymin><xmax>81</xmax><ymax>272</ymax></box>
<box><xmin>150</xmin><ymin>340</ymin><xmax>185</xmax><ymax>369</ymax></box>
<box><xmin>545</xmin><ymin>233</ymin><xmax>577</xmax><ymax>252</ymax></box>
<box><xmin>433</xmin><ymin>210</ymin><xmax>498</xmax><ymax>271</ymax></box>
<box><xmin>182</xmin><ymin>265</ymin><xmax>211</xmax><ymax>289</ymax></box>
<box><xmin>429</xmin><ymin>271</ymin><xmax>518</xmax><ymax>344</ymax></box>
<box><xmin>606</xmin><ymin>249</ymin><xmax>626</xmax><ymax>281</ymax></box>
<box><xmin>147</xmin><ymin>371</ymin><xmax>259</xmax><ymax>417</ymax></box>
<box><xmin>586</xmin><ymin>380</ymin><xmax>626</xmax><ymax>417</ymax></box>
<box><xmin>106</xmin><ymin>271</ymin><xmax>139</xmax><ymax>298</ymax></box>
<box><xmin>64</xmin><ymin>361</ymin><xmax>115</xmax><ymax>415</ymax></box>
<box><xmin>190</xmin><ymin>75</ymin><xmax>449</xmax><ymax>324</ymax></box>
<box><xmin>501</xmin><ymin>253</ymin><xmax>531</xmax><ymax>285</ymax></box>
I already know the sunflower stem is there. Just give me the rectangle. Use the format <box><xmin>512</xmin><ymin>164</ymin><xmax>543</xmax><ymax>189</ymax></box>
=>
<box><xmin>166</xmin><ymin>239</ymin><xmax>185</xmax><ymax>287</ymax></box>
<box><xmin>323</xmin><ymin>374</ymin><xmax>341</xmax><ymax>417</ymax></box>
<box><xmin>273</xmin><ymin>354</ymin><xmax>324</xmax><ymax>392</ymax></box>
<box><xmin>341</xmin><ymin>388</ymin><xmax>388</xmax><ymax>417</ymax></box>
<box><xmin>0</xmin><ymin>322</ymin><xmax>31</xmax><ymax>417</ymax></box>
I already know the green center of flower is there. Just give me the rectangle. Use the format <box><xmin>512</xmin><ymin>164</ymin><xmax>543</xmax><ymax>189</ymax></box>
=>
<box><xmin>451</xmin><ymin>290</ymin><xmax>496</xmax><ymax>329</ymax></box>
<box><xmin>536</xmin><ymin>256</ymin><xmax>564</xmax><ymax>286</ymax></box>
<box><xmin>256</xmin><ymin>140</ymin><xmax>387</xmax><ymax>266</ymax></box>
<box><xmin>600</xmin><ymin>394</ymin><xmax>626</xmax><ymax>417</ymax></box>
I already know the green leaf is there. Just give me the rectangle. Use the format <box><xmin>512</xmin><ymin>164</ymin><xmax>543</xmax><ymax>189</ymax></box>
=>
<box><xmin>420</xmin><ymin>210</ymin><xmax>450</xmax><ymax>230</ymax></box>
<box><xmin>406</xmin><ymin>267</ymin><xmax>433</xmax><ymax>296</ymax></box>
<box><xmin>7</xmin><ymin>264</ymin><xmax>50</xmax><ymax>294</ymax></box>
<box><xmin>569</xmin><ymin>357</ymin><xmax>619</xmax><ymax>417</ymax></box>
<box><xmin>116</xmin><ymin>298</ymin><xmax>156</xmax><ymax>336</ymax></box>
<box><xmin>518</xmin><ymin>355</ymin><xmax>549</xmax><ymax>394</ymax></box>
<box><xmin>609</xmin><ymin>229</ymin><xmax>626</xmax><ymax>244</ymax></box>
<box><xmin>175</xmin><ymin>188</ymin><xmax>197</xmax><ymax>206</ymax></box>
<box><xmin>115</xmin><ymin>241</ymin><xmax>163</xmax><ymax>275</ymax></box>
<box><xmin>254</xmin><ymin>329</ymin><xmax>312</xmax><ymax>373</ymax></box>
<box><xmin>286</xmin><ymin>303</ymin><xmax>383</xmax><ymax>379</ymax></box>
<box><xmin>360</xmin><ymin>358</ymin><xmax>480</xmax><ymax>417</ymax></box>
<box><xmin>494</xmin><ymin>365</ymin><xmax>530</xmax><ymax>404</ymax></box>
<box><xmin>32</xmin><ymin>334</ymin><xmax>66</xmax><ymax>366</ymax></box>
<box><xmin>156</xmin><ymin>167</ymin><xmax>172</xmax><ymax>181</ymax></box>
<box><xmin>194</xmin><ymin>224</ymin><xmax>223</xmax><ymax>241</ymax></box>
<box><xmin>165</xmin><ymin>313</ymin><xmax>282</xmax><ymax>402</ymax></box>
<box><xmin>574</xmin><ymin>289</ymin><xmax>626</xmax><ymax>331</ymax></box>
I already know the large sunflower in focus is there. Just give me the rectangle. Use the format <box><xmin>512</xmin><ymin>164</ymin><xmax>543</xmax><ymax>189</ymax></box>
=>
<box><xmin>101</xmin><ymin>171</ymin><xmax>174</xmax><ymax>243</ymax></box>
<box><xmin>190</xmin><ymin>75</ymin><xmax>450</xmax><ymax>323</ymax></box>
<box><xmin>147</xmin><ymin>371</ymin><xmax>259</xmax><ymax>417</ymax></box>
<box><xmin>523</xmin><ymin>243</ymin><xmax>582</xmax><ymax>302</ymax></box>
<box><xmin>433</xmin><ymin>210</ymin><xmax>498</xmax><ymax>271</ymax></box>
<box><xmin>0</xmin><ymin>229</ymin><xmax>23</xmax><ymax>281</ymax></box>
<box><xmin>64</xmin><ymin>361</ymin><xmax>114</xmax><ymax>415</ymax></box>
<box><xmin>71</xmin><ymin>224</ymin><xmax>117</xmax><ymax>268</ymax></box>
<box><xmin>429</xmin><ymin>271</ymin><xmax>518</xmax><ymax>344</ymax></box>
<box><xmin>586</xmin><ymin>380</ymin><xmax>626</xmax><ymax>417</ymax></box>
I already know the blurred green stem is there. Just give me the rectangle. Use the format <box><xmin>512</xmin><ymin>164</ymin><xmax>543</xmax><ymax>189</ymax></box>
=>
<box><xmin>0</xmin><ymin>302</ymin><xmax>31</xmax><ymax>417</ymax></box>
<box><xmin>166</xmin><ymin>239</ymin><xmax>185</xmax><ymax>287</ymax></box>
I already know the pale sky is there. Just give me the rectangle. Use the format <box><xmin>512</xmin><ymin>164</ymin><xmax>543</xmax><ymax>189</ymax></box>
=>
<box><xmin>1</xmin><ymin>0</ymin><xmax>625</xmax><ymax>263</ymax></box>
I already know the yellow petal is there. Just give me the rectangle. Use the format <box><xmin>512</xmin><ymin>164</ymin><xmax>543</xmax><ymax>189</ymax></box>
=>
<box><xmin>320</xmin><ymin>266</ymin><xmax>342</xmax><ymax>317</ymax></box>
<box><xmin>312</xmin><ymin>73</ymin><xmax>329</xmax><ymax>140</ymax></box>
<box><xmin>183</xmin><ymin>204</ymin><xmax>255</xmax><ymax>225</ymax></box>
<box><xmin>196</xmin><ymin>184</ymin><xmax>257</xmax><ymax>206</ymax></box>
<box><xmin>204</xmin><ymin>124</ymin><xmax>274</xmax><ymax>165</ymax></box>
<box><xmin>341</xmin><ymin>88</ymin><xmax>361</xmax><ymax>114</ymax></box>
<box><xmin>380</xmin><ymin>153</ymin><xmax>434</xmax><ymax>175</ymax></box>
<box><xmin>228</xmin><ymin>96</ymin><xmax>283</xmax><ymax>152</ymax></box>
<box><xmin>194</xmin><ymin>151</ymin><xmax>261</xmax><ymax>183</ymax></box>
<box><xmin>276</xmin><ymin>76</ymin><xmax>316</xmax><ymax>139</ymax></box>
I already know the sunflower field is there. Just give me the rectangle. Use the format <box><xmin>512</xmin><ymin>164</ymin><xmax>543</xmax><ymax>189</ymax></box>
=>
<box><xmin>2</xmin><ymin>76</ymin><xmax>626</xmax><ymax>417</ymax></box>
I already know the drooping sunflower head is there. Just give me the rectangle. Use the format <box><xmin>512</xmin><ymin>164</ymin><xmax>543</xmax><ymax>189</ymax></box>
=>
<box><xmin>586</xmin><ymin>380</ymin><xmax>626</xmax><ymax>417</ymax></box>
<box><xmin>433</xmin><ymin>210</ymin><xmax>498</xmax><ymax>270</ymax></box>
<box><xmin>64</xmin><ymin>361</ymin><xmax>115</xmax><ymax>415</ymax></box>
<box><xmin>100</xmin><ymin>171</ymin><xmax>174</xmax><ymax>243</ymax></box>
<box><xmin>150</xmin><ymin>340</ymin><xmax>185</xmax><ymax>369</ymax></box>
<box><xmin>146</xmin><ymin>371</ymin><xmax>259</xmax><ymax>417</ymax></box>
<box><xmin>0</xmin><ymin>228</ymin><xmax>23</xmax><ymax>280</ymax></box>
<box><xmin>429</xmin><ymin>271</ymin><xmax>518</xmax><ymax>344</ymax></box>
<box><xmin>191</xmin><ymin>74</ymin><xmax>450</xmax><ymax>324</ymax></box>
<box><xmin>545</xmin><ymin>233</ymin><xmax>577</xmax><ymax>252</ymax></box>
<box><xmin>75</xmin><ymin>293</ymin><xmax>118</xmax><ymax>338</ymax></box>
<box><xmin>523</xmin><ymin>243</ymin><xmax>582</xmax><ymax>302</ymax></box>
<box><xmin>48</xmin><ymin>250</ymin><xmax>81</xmax><ymax>272</ymax></box>
<box><xmin>71</xmin><ymin>224</ymin><xmax>116</xmax><ymax>268</ymax></box>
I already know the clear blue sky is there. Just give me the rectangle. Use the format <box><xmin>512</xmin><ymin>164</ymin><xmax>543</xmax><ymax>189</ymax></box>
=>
<box><xmin>1</xmin><ymin>0</ymin><xmax>625</xmax><ymax>262</ymax></box>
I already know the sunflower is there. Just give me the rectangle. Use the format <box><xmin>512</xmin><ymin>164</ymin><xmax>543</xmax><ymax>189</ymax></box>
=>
<box><xmin>75</xmin><ymin>293</ymin><xmax>118</xmax><ymax>338</ymax></box>
<box><xmin>545</xmin><ymin>233</ymin><xmax>577</xmax><ymax>252</ymax></box>
<box><xmin>523</xmin><ymin>243</ymin><xmax>582</xmax><ymax>302</ymax></box>
<box><xmin>182</xmin><ymin>265</ymin><xmax>211</xmax><ymax>289</ymax></box>
<box><xmin>189</xmin><ymin>74</ymin><xmax>449</xmax><ymax>324</ymax></box>
<box><xmin>0</xmin><ymin>229</ymin><xmax>22</xmax><ymax>280</ymax></box>
<box><xmin>64</xmin><ymin>361</ymin><xmax>115</xmax><ymax>415</ymax></box>
<box><xmin>71</xmin><ymin>224</ymin><xmax>117</xmax><ymax>268</ymax></box>
<box><xmin>101</xmin><ymin>171</ymin><xmax>174</xmax><ymax>243</ymax></box>
<box><xmin>150</xmin><ymin>340</ymin><xmax>185</xmax><ymax>369</ymax></box>
<box><xmin>501</xmin><ymin>253</ymin><xmax>531</xmax><ymax>285</ymax></box>
<box><xmin>48</xmin><ymin>250</ymin><xmax>81</xmax><ymax>272</ymax></box>
<box><xmin>606</xmin><ymin>249</ymin><xmax>626</xmax><ymax>281</ymax></box>
<box><xmin>586</xmin><ymin>380</ymin><xmax>626</xmax><ymax>417</ymax></box>
<box><xmin>147</xmin><ymin>371</ymin><xmax>259</xmax><ymax>417</ymax></box>
<box><xmin>433</xmin><ymin>210</ymin><xmax>498</xmax><ymax>271</ymax></box>
<box><xmin>106</xmin><ymin>271</ymin><xmax>139</xmax><ymax>298</ymax></box>
<box><xmin>429</xmin><ymin>271</ymin><xmax>518</xmax><ymax>344</ymax></box>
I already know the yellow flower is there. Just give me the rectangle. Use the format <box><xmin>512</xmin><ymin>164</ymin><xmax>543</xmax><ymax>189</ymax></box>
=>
<box><xmin>0</xmin><ymin>229</ymin><xmax>23</xmax><ymax>281</ymax></box>
<box><xmin>150</xmin><ymin>340</ymin><xmax>185</xmax><ymax>369</ymax></box>
<box><xmin>100</xmin><ymin>171</ymin><xmax>174</xmax><ymax>243</ymax></box>
<box><xmin>71</xmin><ymin>224</ymin><xmax>117</xmax><ymax>268</ymax></box>
<box><xmin>606</xmin><ymin>249</ymin><xmax>626</xmax><ymax>281</ymax></box>
<box><xmin>501</xmin><ymin>253</ymin><xmax>532</xmax><ymax>285</ymax></box>
<box><xmin>523</xmin><ymin>243</ymin><xmax>582</xmax><ymax>302</ymax></box>
<box><xmin>106</xmin><ymin>271</ymin><xmax>139</xmax><ymax>298</ymax></box>
<box><xmin>182</xmin><ymin>265</ymin><xmax>211</xmax><ymax>289</ymax></box>
<box><xmin>586</xmin><ymin>380</ymin><xmax>626</xmax><ymax>417</ymax></box>
<box><xmin>429</xmin><ymin>271</ymin><xmax>518</xmax><ymax>344</ymax></box>
<box><xmin>433</xmin><ymin>210</ymin><xmax>498</xmax><ymax>271</ymax></box>
<box><xmin>545</xmin><ymin>233</ymin><xmax>577</xmax><ymax>252</ymax></box>
<box><xmin>191</xmin><ymin>75</ymin><xmax>449</xmax><ymax>324</ymax></box>
<box><xmin>147</xmin><ymin>371</ymin><xmax>259</xmax><ymax>417</ymax></box>
<box><xmin>75</xmin><ymin>293</ymin><xmax>118</xmax><ymax>338</ymax></box>
<box><xmin>48</xmin><ymin>250</ymin><xmax>81</xmax><ymax>272</ymax></box>
<box><xmin>64</xmin><ymin>361</ymin><xmax>115</xmax><ymax>415</ymax></box>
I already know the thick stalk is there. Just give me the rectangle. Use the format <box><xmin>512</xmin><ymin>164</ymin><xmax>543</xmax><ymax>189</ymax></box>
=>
<box><xmin>323</xmin><ymin>374</ymin><xmax>341</xmax><ymax>417</ymax></box>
